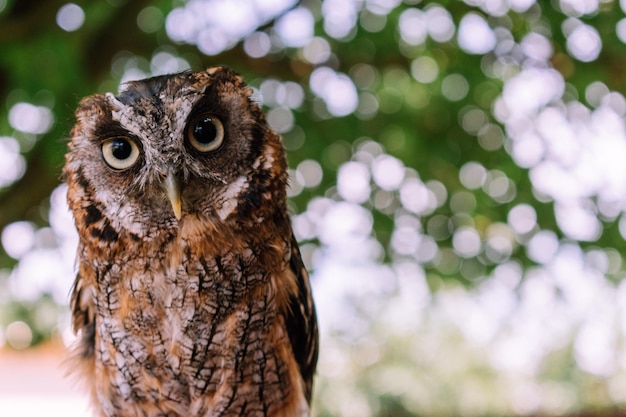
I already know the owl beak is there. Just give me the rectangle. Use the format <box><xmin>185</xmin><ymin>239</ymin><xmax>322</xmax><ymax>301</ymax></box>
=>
<box><xmin>163</xmin><ymin>169</ymin><xmax>182</xmax><ymax>220</ymax></box>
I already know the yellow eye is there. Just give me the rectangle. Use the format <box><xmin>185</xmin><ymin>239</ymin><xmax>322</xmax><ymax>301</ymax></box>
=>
<box><xmin>186</xmin><ymin>114</ymin><xmax>224</xmax><ymax>152</ymax></box>
<box><xmin>101</xmin><ymin>137</ymin><xmax>140</xmax><ymax>170</ymax></box>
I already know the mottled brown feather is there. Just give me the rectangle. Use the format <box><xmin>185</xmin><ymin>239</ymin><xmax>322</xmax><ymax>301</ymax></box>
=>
<box><xmin>65</xmin><ymin>67</ymin><xmax>318</xmax><ymax>417</ymax></box>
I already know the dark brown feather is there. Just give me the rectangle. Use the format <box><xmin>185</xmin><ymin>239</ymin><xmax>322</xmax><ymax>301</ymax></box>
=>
<box><xmin>285</xmin><ymin>232</ymin><xmax>319</xmax><ymax>402</ymax></box>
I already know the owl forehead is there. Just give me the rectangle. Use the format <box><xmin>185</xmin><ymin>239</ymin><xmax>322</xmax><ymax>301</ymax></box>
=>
<box><xmin>107</xmin><ymin>82</ymin><xmax>203</xmax><ymax>149</ymax></box>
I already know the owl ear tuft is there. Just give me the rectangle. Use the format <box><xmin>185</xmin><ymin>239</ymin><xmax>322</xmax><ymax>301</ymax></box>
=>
<box><xmin>204</xmin><ymin>66</ymin><xmax>225</xmax><ymax>75</ymax></box>
<box><xmin>206</xmin><ymin>66</ymin><xmax>246</xmax><ymax>84</ymax></box>
<box><xmin>105</xmin><ymin>93</ymin><xmax>125</xmax><ymax>112</ymax></box>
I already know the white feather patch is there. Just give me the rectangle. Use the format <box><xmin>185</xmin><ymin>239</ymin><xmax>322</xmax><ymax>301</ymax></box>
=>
<box><xmin>217</xmin><ymin>175</ymin><xmax>248</xmax><ymax>220</ymax></box>
<box><xmin>252</xmin><ymin>144</ymin><xmax>275</xmax><ymax>170</ymax></box>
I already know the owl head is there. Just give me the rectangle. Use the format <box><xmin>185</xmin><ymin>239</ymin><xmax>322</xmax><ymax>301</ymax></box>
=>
<box><xmin>64</xmin><ymin>67</ymin><xmax>288</xmax><ymax>241</ymax></box>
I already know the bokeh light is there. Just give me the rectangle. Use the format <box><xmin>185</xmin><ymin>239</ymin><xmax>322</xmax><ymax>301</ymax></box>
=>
<box><xmin>137</xmin><ymin>6</ymin><xmax>164</xmax><ymax>33</ymax></box>
<box><xmin>56</xmin><ymin>3</ymin><xmax>85</xmax><ymax>32</ymax></box>
<box><xmin>564</xmin><ymin>19</ymin><xmax>602</xmax><ymax>62</ymax></box>
<box><xmin>5</xmin><ymin>1</ymin><xmax>626</xmax><ymax>416</ymax></box>
<box><xmin>275</xmin><ymin>7</ymin><xmax>314</xmax><ymax>47</ymax></box>
<box><xmin>309</xmin><ymin>67</ymin><xmax>359</xmax><ymax>117</ymax></box>
<box><xmin>0</xmin><ymin>137</ymin><xmax>26</xmax><ymax>187</ymax></box>
<box><xmin>457</xmin><ymin>13</ymin><xmax>496</xmax><ymax>54</ymax></box>
<box><xmin>8</xmin><ymin>103</ymin><xmax>54</xmax><ymax>135</ymax></box>
<box><xmin>5</xmin><ymin>321</ymin><xmax>32</xmax><ymax>350</ymax></box>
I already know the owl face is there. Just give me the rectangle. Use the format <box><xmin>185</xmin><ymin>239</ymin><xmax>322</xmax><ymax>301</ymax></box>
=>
<box><xmin>65</xmin><ymin>67</ymin><xmax>283</xmax><ymax>238</ymax></box>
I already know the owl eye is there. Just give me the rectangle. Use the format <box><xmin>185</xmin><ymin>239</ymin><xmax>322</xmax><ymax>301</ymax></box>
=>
<box><xmin>101</xmin><ymin>137</ymin><xmax>140</xmax><ymax>170</ymax></box>
<box><xmin>186</xmin><ymin>114</ymin><xmax>224</xmax><ymax>152</ymax></box>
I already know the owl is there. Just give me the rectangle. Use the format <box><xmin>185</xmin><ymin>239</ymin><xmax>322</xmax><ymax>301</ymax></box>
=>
<box><xmin>64</xmin><ymin>67</ymin><xmax>318</xmax><ymax>417</ymax></box>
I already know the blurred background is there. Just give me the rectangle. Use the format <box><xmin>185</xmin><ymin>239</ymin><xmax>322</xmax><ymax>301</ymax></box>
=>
<box><xmin>2</xmin><ymin>0</ymin><xmax>626</xmax><ymax>415</ymax></box>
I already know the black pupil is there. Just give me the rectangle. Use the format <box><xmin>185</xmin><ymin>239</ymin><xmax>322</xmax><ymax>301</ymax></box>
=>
<box><xmin>193</xmin><ymin>117</ymin><xmax>217</xmax><ymax>144</ymax></box>
<box><xmin>111</xmin><ymin>139</ymin><xmax>132</xmax><ymax>160</ymax></box>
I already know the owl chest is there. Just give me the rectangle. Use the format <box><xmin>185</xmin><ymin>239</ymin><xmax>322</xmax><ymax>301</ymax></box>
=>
<box><xmin>92</xmin><ymin>249</ymin><xmax>297</xmax><ymax>415</ymax></box>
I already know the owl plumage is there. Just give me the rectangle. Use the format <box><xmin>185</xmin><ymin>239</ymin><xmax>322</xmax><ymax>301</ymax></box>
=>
<box><xmin>64</xmin><ymin>67</ymin><xmax>318</xmax><ymax>417</ymax></box>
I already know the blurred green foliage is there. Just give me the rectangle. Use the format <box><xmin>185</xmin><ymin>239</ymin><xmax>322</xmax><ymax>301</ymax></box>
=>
<box><xmin>3</xmin><ymin>0</ymin><xmax>626</xmax><ymax>416</ymax></box>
